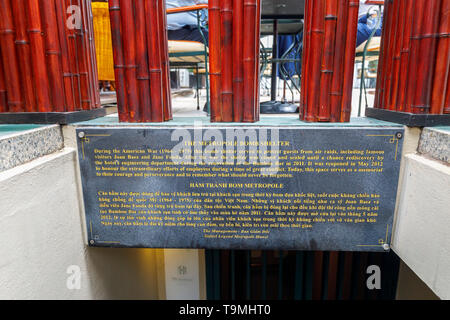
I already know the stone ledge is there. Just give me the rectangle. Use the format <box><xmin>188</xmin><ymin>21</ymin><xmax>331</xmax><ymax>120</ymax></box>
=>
<box><xmin>0</xmin><ymin>124</ymin><xmax>63</xmax><ymax>172</ymax></box>
<box><xmin>418</xmin><ymin>127</ymin><xmax>450</xmax><ymax>164</ymax></box>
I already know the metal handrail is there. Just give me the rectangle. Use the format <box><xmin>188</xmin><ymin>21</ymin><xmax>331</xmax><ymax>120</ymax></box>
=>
<box><xmin>166</xmin><ymin>4</ymin><xmax>209</xmax><ymax>14</ymax></box>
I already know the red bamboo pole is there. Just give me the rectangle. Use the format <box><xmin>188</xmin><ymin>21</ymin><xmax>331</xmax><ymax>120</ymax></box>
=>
<box><xmin>340</xmin><ymin>0</ymin><xmax>359</xmax><ymax>122</ymax></box>
<box><xmin>0</xmin><ymin>47</ymin><xmax>7</xmax><ymax>112</ymax></box>
<box><xmin>146</xmin><ymin>0</ymin><xmax>164</xmax><ymax>122</ymax></box>
<box><xmin>161</xmin><ymin>0</ymin><xmax>173</xmax><ymax>121</ymax></box>
<box><xmin>166</xmin><ymin>1</ymin><xmax>173</xmax><ymax>120</ymax></box>
<box><xmin>85</xmin><ymin>0</ymin><xmax>101</xmax><ymax>110</ymax></box>
<box><xmin>445</xmin><ymin>74</ymin><xmax>450</xmax><ymax>113</ymax></box>
<box><xmin>73</xmin><ymin>0</ymin><xmax>92</xmax><ymax>111</ymax></box>
<box><xmin>383</xmin><ymin>0</ymin><xmax>399</xmax><ymax>111</ymax></box>
<box><xmin>243</xmin><ymin>0</ymin><xmax>258</xmax><ymax>122</ymax></box>
<box><xmin>26</xmin><ymin>0</ymin><xmax>53</xmax><ymax>112</ymax></box>
<box><xmin>119</xmin><ymin>0</ymin><xmax>140</xmax><ymax>121</ymax></box>
<box><xmin>381</xmin><ymin>0</ymin><xmax>396</xmax><ymax>110</ymax></box>
<box><xmin>66</xmin><ymin>0</ymin><xmax>83</xmax><ymax>111</ymax></box>
<box><xmin>55</xmin><ymin>0</ymin><xmax>75</xmax><ymax>111</ymax></box>
<box><xmin>431</xmin><ymin>0</ymin><xmax>450</xmax><ymax>114</ymax></box>
<box><xmin>388</xmin><ymin>0</ymin><xmax>404</xmax><ymax>111</ymax></box>
<box><xmin>69</xmin><ymin>0</ymin><xmax>83</xmax><ymax>111</ymax></box>
<box><xmin>79</xmin><ymin>0</ymin><xmax>92</xmax><ymax>110</ymax></box>
<box><xmin>318</xmin><ymin>0</ymin><xmax>338</xmax><ymax>121</ymax></box>
<box><xmin>232</xmin><ymin>0</ymin><xmax>244</xmax><ymax>122</ymax></box>
<box><xmin>41</xmin><ymin>0</ymin><xmax>66</xmax><ymax>112</ymax></box>
<box><xmin>404</xmin><ymin>1</ymin><xmax>426</xmax><ymax>113</ymax></box>
<box><xmin>412</xmin><ymin>0</ymin><xmax>442</xmax><ymax>114</ymax></box>
<box><xmin>253</xmin><ymin>0</ymin><xmax>261</xmax><ymax>121</ymax></box>
<box><xmin>374</xmin><ymin>0</ymin><xmax>390</xmax><ymax>110</ymax></box>
<box><xmin>0</xmin><ymin>0</ymin><xmax>24</xmax><ymax>112</ymax></box>
<box><xmin>81</xmin><ymin>0</ymin><xmax>96</xmax><ymax>110</ymax></box>
<box><xmin>109</xmin><ymin>0</ymin><xmax>129</xmax><ymax>121</ymax></box>
<box><xmin>300</xmin><ymin>0</ymin><xmax>313</xmax><ymax>119</ymax></box>
<box><xmin>395</xmin><ymin>0</ymin><xmax>414</xmax><ymax>112</ymax></box>
<box><xmin>329</xmin><ymin>0</ymin><xmax>349</xmax><ymax>121</ymax></box>
<box><xmin>135</xmin><ymin>0</ymin><xmax>151</xmax><ymax>121</ymax></box>
<box><xmin>220</xmin><ymin>0</ymin><xmax>233</xmax><ymax>122</ymax></box>
<box><xmin>305</xmin><ymin>0</ymin><xmax>325</xmax><ymax>121</ymax></box>
<box><xmin>209</xmin><ymin>0</ymin><xmax>222</xmax><ymax>122</ymax></box>
<box><xmin>11</xmin><ymin>0</ymin><xmax>36</xmax><ymax>112</ymax></box>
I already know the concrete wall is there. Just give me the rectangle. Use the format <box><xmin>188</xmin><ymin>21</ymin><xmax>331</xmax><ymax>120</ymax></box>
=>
<box><xmin>0</xmin><ymin>148</ymin><xmax>162</xmax><ymax>299</ymax></box>
<box><xmin>392</xmin><ymin>153</ymin><xmax>450</xmax><ymax>300</ymax></box>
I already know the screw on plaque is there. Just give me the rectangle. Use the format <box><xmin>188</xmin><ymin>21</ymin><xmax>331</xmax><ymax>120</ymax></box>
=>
<box><xmin>78</xmin><ymin>131</ymin><xmax>85</xmax><ymax>139</ymax></box>
<box><xmin>396</xmin><ymin>132</ymin><xmax>403</xmax><ymax>139</ymax></box>
<box><xmin>90</xmin><ymin>240</ymin><xmax>94</xmax><ymax>245</ymax></box>
<box><xmin>383</xmin><ymin>243</ymin><xmax>390</xmax><ymax>251</ymax></box>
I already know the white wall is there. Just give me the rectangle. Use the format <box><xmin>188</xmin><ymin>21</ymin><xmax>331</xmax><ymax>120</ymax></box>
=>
<box><xmin>392</xmin><ymin>154</ymin><xmax>450</xmax><ymax>300</ymax></box>
<box><xmin>0</xmin><ymin>148</ymin><xmax>161</xmax><ymax>299</ymax></box>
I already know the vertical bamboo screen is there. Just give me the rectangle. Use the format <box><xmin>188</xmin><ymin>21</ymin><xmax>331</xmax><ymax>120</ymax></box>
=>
<box><xmin>108</xmin><ymin>0</ymin><xmax>172</xmax><ymax>123</ymax></box>
<box><xmin>300</xmin><ymin>0</ymin><xmax>360</xmax><ymax>122</ymax></box>
<box><xmin>0</xmin><ymin>0</ymin><xmax>100</xmax><ymax>113</ymax></box>
<box><xmin>374</xmin><ymin>0</ymin><xmax>450</xmax><ymax>115</ymax></box>
<box><xmin>208</xmin><ymin>0</ymin><xmax>261</xmax><ymax>123</ymax></box>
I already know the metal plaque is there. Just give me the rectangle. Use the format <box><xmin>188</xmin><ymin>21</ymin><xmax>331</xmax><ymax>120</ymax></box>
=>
<box><xmin>77</xmin><ymin>126</ymin><xmax>404</xmax><ymax>251</ymax></box>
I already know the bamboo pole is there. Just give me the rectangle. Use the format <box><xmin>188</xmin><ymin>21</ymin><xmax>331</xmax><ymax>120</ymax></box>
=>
<box><xmin>26</xmin><ymin>0</ymin><xmax>52</xmax><ymax>112</ymax></box>
<box><xmin>135</xmin><ymin>0</ymin><xmax>151</xmax><ymax>121</ymax></box>
<box><xmin>243</xmin><ymin>0</ymin><xmax>258</xmax><ymax>122</ymax></box>
<box><xmin>55</xmin><ymin>0</ymin><xmax>75</xmax><ymax>111</ymax></box>
<box><xmin>381</xmin><ymin>0</ymin><xmax>396</xmax><ymax>110</ymax></box>
<box><xmin>253</xmin><ymin>0</ymin><xmax>261</xmax><ymax>121</ymax></box>
<box><xmin>109</xmin><ymin>0</ymin><xmax>172</xmax><ymax>122</ymax></box>
<box><xmin>41</xmin><ymin>0</ymin><xmax>66</xmax><ymax>112</ymax></box>
<box><xmin>74</xmin><ymin>0</ymin><xmax>92</xmax><ymax>111</ymax></box>
<box><xmin>388</xmin><ymin>0</ymin><xmax>404</xmax><ymax>111</ymax></box>
<box><xmin>411</xmin><ymin>0</ymin><xmax>442</xmax><ymax>114</ymax></box>
<box><xmin>329</xmin><ymin>0</ymin><xmax>349</xmax><ymax>121</ymax></box>
<box><xmin>146</xmin><ymin>0</ymin><xmax>164</xmax><ymax>122</ymax></box>
<box><xmin>380</xmin><ymin>0</ymin><xmax>396</xmax><ymax>110</ymax></box>
<box><xmin>0</xmin><ymin>0</ymin><xmax>24</xmax><ymax>112</ymax></box>
<box><xmin>374</xmin><ymin>0</ymin><xmax>389</xmax><ymax>110</ymax></box>
<box><xmin>66</xmin><ymin>0</ymin><xmax>82</xmax><ymax>110</ymax></box>
<box><xmin>445</xmin><ymin>74</ymin><xmax>450</xmax><ymax>113</ymax></box>
<box><xmin>157</xmin><ymin>0</ymin><xmax>172</xmax><ymax>121</ymax></box>
<box><xmin>119</xmin><ymin>0</ymin><xmax>140</xmax><ymax>121</ymax></box>
<box><xmin>109</xmin><ymin>0</ymin><xmax>129</xmax><ymax>121</ymax></box>
<box><xmin>300</xmin><ymin>0</ymin><xmax>313</xmax><ymax>119</ymax></box>
<box><xmin>84</xmin><ymin>0</ymin><xmax>101</xmax><ymax>109</ymax></box>
<box><xmin>11</xmin><ymin>0</ymin><xmax>36</xmax><ymax>112</ymax></box>
<box><xmin>383</xmin><ymin>0</ymin><xmax>400</xmax><ymax>111</ymax></box>
<box><xmin>404</xmin><ymin>1</ymin><xmax>426</xmax><ymax>113</ymax></box>
<box><xmin>305</xmin><ymin>0</ymin><xmax>325</xmax><ymax>121</ymax></box>
<box><xmin>318</xmin><ymin>0</ymin><xmax>338</xmax><ymax>121</ymax></box>
<box><xmin>395</xmin><ymin>0</ymin><xmax>414</xmax><ymax>111</ymax></box>
<box><xmin>0</xmin><ymin>47</ymin><xmax>7</xmax><ymax>112</ymax></box>
<box><xmin>209</xmin><ymin>0</ymin><xmax>222</xmax><ymax>122</ymax></box>
<box><xmin>220</xmin><ymin>0</ymin><xmax>233</xmax><ymax>122</ymax></box>
<box><xmin>340</xmin><ymin>0</ymin><xmax>359</xmax><ymax>122</ymax></box>
<box><xmin>160</xmin><ymin>0</ymin><xmax>173</xmax><ymax>121</ymax></box>
<box><xmin>232</xmin><ymin>0</ymin><xmax>244</xmax><ymax>122</ymax></box>
<box><xmin>431</xmin><ymin>0</ymin><xmax>450</xmax><ymax>114</ymax></box>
